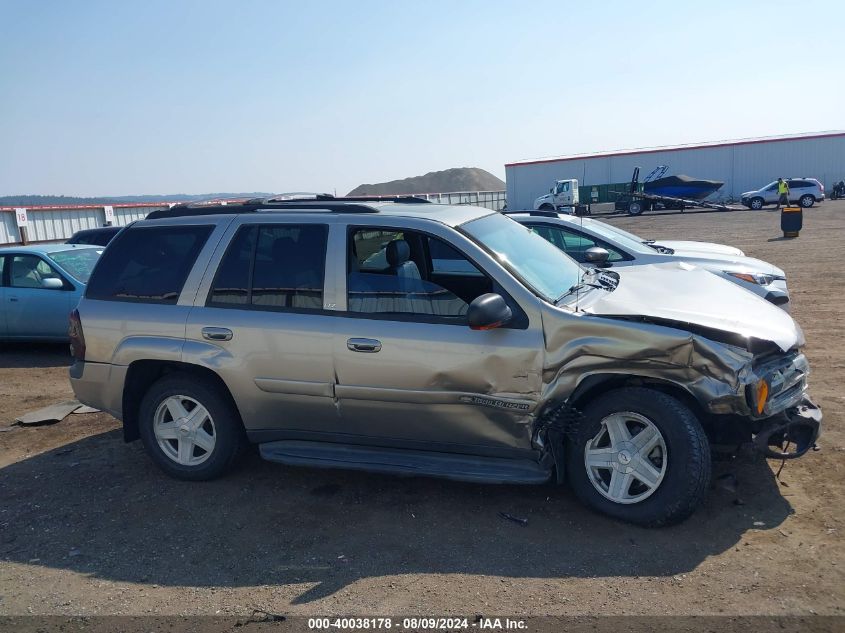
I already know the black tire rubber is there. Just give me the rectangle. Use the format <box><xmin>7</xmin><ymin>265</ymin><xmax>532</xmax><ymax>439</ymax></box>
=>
<box><xmin>566</xmin><ymin>387</ymin><xmax>711</xmax><ymax>527</ymax></box>
<box><xmin>627</xmin><ymin>201</ymin><xmax>644</xmax><ymax>216</ymax></box>
<box><xmin>799</xmin><ymin>195</ymin><xmax>814</xmax><ymax>208</ymax></box>
<box><xmin>539</xmin><ymin>204</ymin><xmax>555</xmax><ymax>211</ymax></box>
<box><xmin>138</xmin><ymin>372</ymin><xmax>245</xmax><ymax>481</ymax></box>
<box><xmin>750</xmin><ymin>197</ymin><xmax>764</xmax><ymax>210</ymax></box>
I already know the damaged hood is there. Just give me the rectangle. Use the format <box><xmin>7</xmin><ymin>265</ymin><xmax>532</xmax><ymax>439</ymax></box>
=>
<box><xmin>652</xmin><ymin>240</ymin><xmax>744</xmax><ymax>257</ymax></box>
<box><xmin>575</xmin><ymin>262</ymin><xmax>801</xmax><ymax>352</ymax></box>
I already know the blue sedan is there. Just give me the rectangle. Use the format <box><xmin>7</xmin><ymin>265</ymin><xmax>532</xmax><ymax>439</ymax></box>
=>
<box><xmin>0</xmin><ymin>244</ymin><xmax>103</xmax><ymax>341</ymax></box>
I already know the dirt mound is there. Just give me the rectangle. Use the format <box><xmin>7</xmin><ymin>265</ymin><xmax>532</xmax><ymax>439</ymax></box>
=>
<box><xmin>348</xmin><ymin>167</ymin><xmax>504</xmax><ymax>196</ymax></box>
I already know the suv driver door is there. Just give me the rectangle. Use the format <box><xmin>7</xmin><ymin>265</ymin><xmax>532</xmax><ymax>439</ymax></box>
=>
<box><xmin>332</xmin><ymin>222</ymin><xmax>545</xmax><ymax>456</ymax></box>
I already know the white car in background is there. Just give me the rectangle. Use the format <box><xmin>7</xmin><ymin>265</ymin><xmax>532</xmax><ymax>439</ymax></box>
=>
<box><xmin>741</xmin><ymin>178</ymin><xmax>825</xmax><ymax>209</ymax></box>
<box><xmin>506</xmin><ymin>211</ymin><xmax>791</xmax><ymax>310</ymax></box>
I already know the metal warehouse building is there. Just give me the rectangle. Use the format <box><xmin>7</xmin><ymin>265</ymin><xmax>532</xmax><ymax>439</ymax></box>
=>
<box><xmin>505</xmin><ymin>131</ymin><xmax>845</xmax><ymax>210</ymax></box>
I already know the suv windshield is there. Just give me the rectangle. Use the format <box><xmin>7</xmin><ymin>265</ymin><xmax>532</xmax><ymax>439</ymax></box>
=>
<box><xmin>49</xmin><ymin>248</ymin><xmax>102</xmax><ymax>283</ymax></box>
<box><xmin>462</xmin><ymin>213</ymin><xmax>581</xmax><ymax>303</ymax></box>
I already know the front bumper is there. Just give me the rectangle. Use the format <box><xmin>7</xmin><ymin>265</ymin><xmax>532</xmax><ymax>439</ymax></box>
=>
<box><xmin>752</xmin><ymin>395</ymin><xmax>822</xmax><ymax>459</ymax></box>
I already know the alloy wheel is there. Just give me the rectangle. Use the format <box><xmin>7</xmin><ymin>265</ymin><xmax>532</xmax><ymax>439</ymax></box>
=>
<box><xmin>153</xmin><ymin>395</ymin><xmax>217</xmax><ymax>466</ymax></box>
<box><xmin>584</xmin><ymin>411</ymin><xmax>667</xmax><ymax>504</ymax></box>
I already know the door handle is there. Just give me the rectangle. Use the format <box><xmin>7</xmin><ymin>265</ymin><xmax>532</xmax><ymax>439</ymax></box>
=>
<box><xmin>8</xmin><ymin>296</ymin><xmax>18</xmax><ymax>302</ymax></box>
<box><xmin>347</xmin><ymin>338</ymin><xmax>381</xmax><ymax>353</ymax></box>
<box><xmin>202</xmin><ymin>327</ymin><xmax>233</xmax><ymax>341</ymax></box>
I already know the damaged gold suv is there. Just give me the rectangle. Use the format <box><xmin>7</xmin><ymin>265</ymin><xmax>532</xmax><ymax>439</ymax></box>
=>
<box><xmin>68</xmin><ymin>196</ymin><xmax>821</xmax><ymax>526</ymax></box>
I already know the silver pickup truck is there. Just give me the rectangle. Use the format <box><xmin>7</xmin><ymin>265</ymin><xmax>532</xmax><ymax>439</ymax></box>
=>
<box><xmin>68</xmin><ymin>197</ymin><xmax>821</xmax><ymax>526</ymax></box>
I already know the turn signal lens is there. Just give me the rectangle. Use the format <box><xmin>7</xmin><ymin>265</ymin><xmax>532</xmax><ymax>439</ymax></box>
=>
<box><xmin>755</xmin><ymin>380</ymin><xmax>769</xmax><ymax>415</ymax></box>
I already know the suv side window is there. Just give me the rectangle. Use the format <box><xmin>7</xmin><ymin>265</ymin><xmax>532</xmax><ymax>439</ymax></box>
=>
<box><xmin>86</xmin><ymin>225</ymin><xmax>213</xmax><ymax>303</ymax></box>
<box><xmin>428</xmin><ymin>237</ymin><xmax>484</xmax><ymax>276</ymax></box>
<box><xmin>353</xmin><ymin>229</ymin><xmax>403</xmax><ymax>272</ymax></box>
<box><xmin>346</xmin><ymin>227</ymin><xmax>515</xmax><ymax>325</ymax></box>
<box><xmin>528</xmin><ymin>224</ymin><xmax>626</xmax><ymax>263</ymax></box>
<box><xmin>0</xmin><ymin>255</ymin><xmax>5</xmax><ymax>284</ymax></box>
<box><xmin>209</xmin><ymin>224</ymin><xmax>328</xmax><ymax>311</ymax></box>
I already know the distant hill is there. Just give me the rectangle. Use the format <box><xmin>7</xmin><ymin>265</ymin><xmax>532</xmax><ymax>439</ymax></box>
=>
<box><xmin>348</xmin><ymin>168</ymin><xmax>505</xmax><ymax>196</ymax></box>
<box><xmin>0</xmin><ymin>193</ymin><xmax>275</xmax><ymax>207</ymax></box>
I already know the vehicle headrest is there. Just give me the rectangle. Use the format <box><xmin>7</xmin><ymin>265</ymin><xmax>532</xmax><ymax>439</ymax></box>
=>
<box><xmin>386</xmin><ymin>240</ymin><xmax>410</xmax><ymax>266</ymax></box>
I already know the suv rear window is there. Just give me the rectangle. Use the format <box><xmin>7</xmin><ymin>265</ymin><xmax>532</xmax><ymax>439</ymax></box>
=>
<box><xmin>86</xmin><ymin>225</ymin><xmax>212</xmax><ymax>303</ymax></box>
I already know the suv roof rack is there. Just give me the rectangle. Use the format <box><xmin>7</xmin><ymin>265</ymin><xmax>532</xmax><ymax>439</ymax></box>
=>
<box><xmin>145</xmin><ymin>194</ymin><xmax>432</xmax><ymax>219</ymax></box>
<box><xmin>262</xmin><ymin>194</ymin><xmax>431</xmax><ymax>204</ymax></box>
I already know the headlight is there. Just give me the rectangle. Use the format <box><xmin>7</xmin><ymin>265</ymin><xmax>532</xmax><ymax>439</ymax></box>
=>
<box><xmin>726</xmin><ymin>271</ymin><xmax>775</xmax><ymax>286</ymax></box>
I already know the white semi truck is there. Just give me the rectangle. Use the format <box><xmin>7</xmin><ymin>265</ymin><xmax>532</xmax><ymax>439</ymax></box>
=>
<box><xmin>533</xmin><ymin>179</ymin><xmax>579</xmax><ymax>212</ymax></box>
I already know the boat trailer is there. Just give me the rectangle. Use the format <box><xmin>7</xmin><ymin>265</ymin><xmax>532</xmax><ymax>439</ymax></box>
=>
<box><xmin>613</xmin><ymin>167</ymin><xmax>735</xmax><ymax>216</ymax></box>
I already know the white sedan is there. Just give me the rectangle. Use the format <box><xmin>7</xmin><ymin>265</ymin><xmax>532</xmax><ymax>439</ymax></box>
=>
<box><xmin>506</xmin><ymin>211</ymin><xmax>790</xmax><ymax>310</ymax></box>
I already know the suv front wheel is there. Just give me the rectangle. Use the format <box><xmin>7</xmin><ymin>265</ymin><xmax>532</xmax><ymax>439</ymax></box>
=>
<box><xmin>138</xmin><ymin>372</ymin><xmax>245</xmax><ymax>481</ymax></box>
<box><xmin>566</xmin><ymin>387</ymin><xmax>711</xmax><ymax>526</ymax></box>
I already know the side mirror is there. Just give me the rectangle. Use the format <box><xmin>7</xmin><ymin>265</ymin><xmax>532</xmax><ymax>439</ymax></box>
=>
<box><xmin>468</xmin><ymin>293</ymin><xmax>513</xmax><ymax>331</ymax></box>
<box><xmin>549</xmin><ymin>188</ymin><xmax>553</xmax><ymax>193</ymax></box>
<box><xmin>40</xmin><ymin>277</ymin><xmax>64</xmax><ymax>290</ymax></box>
<box><xmin>584</xmin><ymin>247</ymin><xmax>610</xmax><ymax>265</ymax></box>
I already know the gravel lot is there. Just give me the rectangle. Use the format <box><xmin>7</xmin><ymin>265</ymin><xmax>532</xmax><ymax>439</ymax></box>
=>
<box><xmin>1</xmin><ymin>201</ymin><xmax>843</xmax><ymax>618</ymax></box>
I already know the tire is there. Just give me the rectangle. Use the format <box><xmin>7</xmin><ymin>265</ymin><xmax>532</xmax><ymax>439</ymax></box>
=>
<box><xmin>539</xmin><ymin>204</ymin><xmax>555</xmax><ymax>211</ymax></box>
<box><xmin>799</xmin><ymin>194</ymin><xmax>814</xmax><ymax>208</ymax></box>
<box><xmin>627</xmin><ymin>201</ymin><xmax>644</xmax><ymax>216</ymax></box>
<box><xmin>138</xmin><ymin>372</ymin><xmax>245</xmax><ymax>481</ymax></box>
<box><xmin>750</xmin><ymin>197</ymin><xmax>764</xmax><ymax>210</ymax></box>
<box><xmin>566</xmin><ymin>387</ymin><xmax>711</xmax><ymax>527</ymax></box>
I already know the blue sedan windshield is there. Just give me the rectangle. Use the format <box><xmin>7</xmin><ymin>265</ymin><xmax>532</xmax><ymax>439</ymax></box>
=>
<box><xmin>49</xmin><ymin>248</ymin><xmax>102</xmax><ymax>283</ymax></box>
<box><xmin>462</xmin><ymin>213</ymin><xmax>581</xmax><ymax>303</ymax></box>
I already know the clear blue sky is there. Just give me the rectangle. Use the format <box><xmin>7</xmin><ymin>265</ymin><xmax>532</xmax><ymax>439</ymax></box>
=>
<box><xmin>1</xmin><ymin>0</ymin><xmax>842</xmax><ymax>197</ymax></box>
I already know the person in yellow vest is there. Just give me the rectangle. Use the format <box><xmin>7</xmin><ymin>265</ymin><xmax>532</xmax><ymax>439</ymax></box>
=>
<box><xmin>775</xmin><ymin>178</ymin><xmax>790</xmax><ymax>210</ymax></box>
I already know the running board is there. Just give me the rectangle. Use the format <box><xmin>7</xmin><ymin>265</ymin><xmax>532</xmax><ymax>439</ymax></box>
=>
<box><xmin>259</xmin><ymin>440</ymin><xmax>552</xmax><ymax>484</ymax></box>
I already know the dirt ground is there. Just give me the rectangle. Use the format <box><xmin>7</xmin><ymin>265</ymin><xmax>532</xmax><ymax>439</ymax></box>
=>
<box><xmin>1</xmin><ymin>201</ymin><xmax>843</xmax><ymax>618</ymax></box>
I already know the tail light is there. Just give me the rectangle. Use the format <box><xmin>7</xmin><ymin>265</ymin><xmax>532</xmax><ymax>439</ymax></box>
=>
<box><xmin>69</xmin><ymin>309</ymin><xmax>86</xmax><ymax>361</ymax></box>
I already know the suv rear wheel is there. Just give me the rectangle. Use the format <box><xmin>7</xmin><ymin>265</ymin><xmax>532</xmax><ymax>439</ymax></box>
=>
<box><xmin>799</xmin><ymin>194</ymin><xmax>815</xmax><ymax>208</ymax></box>
<box><xmin>566</xmin><ymin>387</ymin><xmax>711</xmax><ymax>526</ymax></box>
<box><xmin>138</xmin><ymin>373</ymin><xmax>244</xmax><ymax>480</ymax></box>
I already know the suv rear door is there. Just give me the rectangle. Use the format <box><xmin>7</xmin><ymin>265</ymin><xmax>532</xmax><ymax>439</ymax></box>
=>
<box><xmin>787</xmin><ymin>179</ymin><xmax>811</xmax><ymax>202</ymax></box>
<box><xmin>333</xmin><ymin>220</ymin><xmax>545</xmax><ymax>455</ymax></box>
<box><xmin>185</xmin><ymin>218</ymin><xmax>340</xmax><ymax>439</ymax></box>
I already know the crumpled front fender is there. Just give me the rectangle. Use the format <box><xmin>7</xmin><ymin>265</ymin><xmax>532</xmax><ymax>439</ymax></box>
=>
<box><xmin>538</xmin><ymin>308</ymin><xmax>755</xmax><ymax>416</ymax></box>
